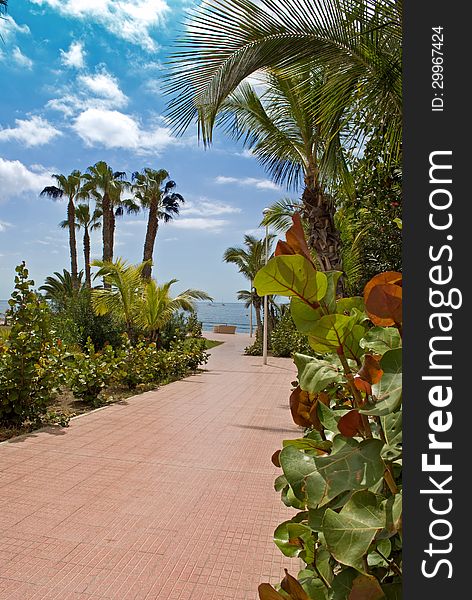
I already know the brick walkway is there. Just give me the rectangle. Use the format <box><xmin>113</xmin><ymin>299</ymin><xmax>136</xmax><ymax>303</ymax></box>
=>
<box><xmin>0</xmin><ymin>334</ymin><xmax>300</xmax><ymax>599</ymax></box>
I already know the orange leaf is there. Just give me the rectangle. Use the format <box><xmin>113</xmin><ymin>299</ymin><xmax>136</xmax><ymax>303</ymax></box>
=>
<box><xmin>258</xmin><ymin>583</ymin><xmax>286</xmax><ymax>600</ymax></box>
<box><xmin>338</xmin><ymin>410</ymin><xmax>363</xmax><ymax>437</ymax></box>
<box><xmin>358</xmin><ymin>355</ymin><xmax>384</xmax><ymax>385</ymax></box>
<box><xmin>289</xmin><ymin>386</ymin><xmax>312</xmax><ymax>428</ymax></box>
<box><xmin>364</xmin><ymin>272</ymin><xmax>402</xmax><ymax>326</ymax></box>
<box><xmin>354</xmin><ymin>376</ymin><xmax>372</xmax><ymax>395</ymax></box>
<box><xmin>275</xmin><ymin>213</ymin><xmax>314</xmax><ymax>266</ymax></box>
<box><xmin>281</xmin><ymin>570</ymin><xmax>310</xmax><ymax>600</ymax></box>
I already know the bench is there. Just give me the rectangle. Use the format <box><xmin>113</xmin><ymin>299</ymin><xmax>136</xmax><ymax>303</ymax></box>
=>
<box><xmin>212</xmin><ymin>324</ymin><xmax>237</xmax><ymax>334</ymax></box>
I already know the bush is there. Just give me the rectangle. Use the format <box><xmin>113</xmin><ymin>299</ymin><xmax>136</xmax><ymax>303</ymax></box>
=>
<box><xmin>270</xmin><ymin>309</ymin><xmax>312</xmax><ymax>357</ymax></box>
<box><xmin>0</xmin><ymin>263</ymin><xmax>62</xmax><ymax>425</ymax></box>
<box><xmin>244</xmin><ymin>333</ymin><xmax>264</xmax><ymax>356</ymax></box>
<box><xmin>51</xmin><ymin>289</ymin><xmax>125</xmax><ymax>350</ymax></box>
<box><xmin>65</xmin><ymin>338</ymin><xmax>117</xmax><ymax>404</ymax></box>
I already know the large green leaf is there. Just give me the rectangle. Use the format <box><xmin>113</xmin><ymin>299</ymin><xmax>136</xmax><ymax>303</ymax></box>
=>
<box><xmin>323</xmin><ymin>491</ymin><xmax>386</xmax><ymax>572</ymax></box>
<box><xmin>254</xmin><ymin>255</ymin><xmax>327</xmax><ymax>303</ymax></box>
<box><xmin>293</xmin><ymin>353</ymin><xmax>344</xmax><ymax>394</ymax></box>
<box><xmin>360</xmin><ymin>349</ymin><xmax>402</xmax><ymax>416</ymax></box>
<box><xmin>321</xmin><ymin>271</ymin><xmax>343</xmax><ymax>313</ymax></box>
<box><xmin>381</xmin><ymin>412</ymin><xmax>402</xmax><ymax>461</ymax></box>
<box><xmin>336</xmin><ymin>297</ymin><xmax>365</xmax><ymax>315</ymax></box>
<box><xmin>308</xmin><ymin>314</ymin><xmax>358</xmax><ymax>353</ymax></box>
<box><xmin>291</xmin><ymin>296</ymin><xmax>324</xmax><ymax>333</ymax></box>
<box><xmin>274</xmin><ymin>520</ymin><xmax>312</xmax><ymax>558</ymax></box>
<box><xmin>360</xmin><ymin>327</ymin><xmax>402</xmax><ymax>355</ymax></box>
<box><xmin>280</xmin><ymin>437</ymin><xmax>385</xmax><ymax>509</ymax></box>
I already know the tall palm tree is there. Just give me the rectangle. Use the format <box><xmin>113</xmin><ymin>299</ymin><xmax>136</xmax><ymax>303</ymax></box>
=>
<box><xmin>61</xmin><ymin>203</ymin><xmax>102</xmax><ymax>288</ymax></box>
<box><xmin>40</xmin><ymin>170</ymin><xmax>84</xmax><ymax>287</ymax></box>
<box><xmin>223</xmin><ymin>234</ymin><xmax>275</xmax><ymax>335</ymax></box>
<box><xmin>219</xmin><ymin>69</ymin><xmax>345</xmax><ymax>270</ymax></box>
<box><xmin>82</xmin><ymin>161</ymin><xmax>129</xmax><ymax>265</ymax></box>
<box><xmin>165</xmin><ymin>0</ymin><xmax>402</xmax><ymax>161</ymax></box>
<box><xmin>131</xmin><ymin>168</ymin><xmax>185</xmax><ymax>279</ymax></box>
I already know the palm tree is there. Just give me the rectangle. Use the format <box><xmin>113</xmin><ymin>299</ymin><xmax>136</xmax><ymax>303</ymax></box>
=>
<box><xmin>137</xmin><ymin>279</ymin><xmax>212</xmax><ymax>341</ymax></box>
<box><xmin>40</xmin><ymin>269</ymin><xmax>84</xmax><ymax>310</ymax></box>
<box><xmin>165</xmin><ymin>0</ymin><xmax>402</xmax><ymax>161</ymax></box>
<box><xmin>219</xmin><ymin>69</ymin><xmax>345</xmax><ymax>270</ymax></box>
<box><xmin>40</xmin><ymin>171</ymin><xmax>84</xmax><ymax>287</ymax></box>
<box><xmin>131</xmin><ymin>168</ymin><xmax>185</xmax><ymax>279</ymax></box>
<box><xmin>91</xmin><ymin>258</ymin><xmax>211</xmax><ymax>340</ymax></box>
<box><xmin>260</xmin><ymin>198</ymin><xmax>303</xmax><ymax>234</ymax></box>
<box><xmin>61</xmin><ymin>203</ymin><xmax>102</xmax><ymax>288</ymax></box>
<box><xmin>82</xmin><ymin>161</ymin><xmax>129</xmax><ymax>266</ymax></box>
<box><xmin>223</xmin><ymin>234</ymin><xmax>275</xmax><ymax>336</ymax></box>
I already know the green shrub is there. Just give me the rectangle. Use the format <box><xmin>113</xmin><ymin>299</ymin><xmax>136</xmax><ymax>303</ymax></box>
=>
<box><xmin>244</xmin><ymin>333</ymin><xmax>264</xmax><ymax>356</ymax></box>
<box><xmin>158</xmin><ymin>311</ymin><xmax>189</xmax><ymax>349</ymax></box>
<box><xmin>186</xmin><ymin>310</ymin><xmax>203</xmax><ymax>338</ymax></box>
<box><xmin>270</xmin><ymin>309</ymin><xmax>312</xmax><ymax>357</ymax></box>
<box><xmin>52</xmin><ymin>289</ymin><xmax>125</xmax><ymax>350</ymax></box>
<box><xmin>65</xmin><ymin>338</ymin><xmax>117</xmax><ymax>404</ymax></box>
<box><xmin>0</xmin><ymin>263</ymin><xmax>62</xmax><ymax>425</ymax></box>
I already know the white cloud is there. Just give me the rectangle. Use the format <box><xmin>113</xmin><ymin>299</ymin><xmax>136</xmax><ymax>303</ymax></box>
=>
<box><xmin>0</xmin><ymin>116</ymin><xmax>62</xmax><ymax>147</ymax></box>
<box><xmin>78</xmin><ymin>72</ymin><xmax>127</xmax><ymax>106</ymax></box>
<box><xmin>215</xmin><ymin>176</ymin><xmax>280</xmax><ymax>191</ymax></box>
<box><xmin>181</xmin><ymin>198</ymin><xmax>241</xmax><ymax>217</ymax></box>
<box><xmin>12</xmin><ymin>46</ymin><xmax>33</xmax><ymax>69</ymax></box>
<box><xmin>29</xmin><ymin>0</ymin><xmax>169</xmax><ymax>52</ymax></box>
<box><xmin>47</xmin><ymin>69</ymin><xmax>128</xmax><ymax>116</ymax></box>
<box><xmin>72</xmin><ymin>108</ymin><xmax>182</xmax><ymax>154</ymax></box>
<box><xmin>170</xmin><ymin>218</ymin><xmax>230</xmax><ymax>232</ymax></box>
<box><xmin>60</xmin><ymin>40</ymin><xmax>86</xmax><ymax>69</ymax></box>
<box><xmin>0</xmin><ymin>220</ymin><xmax>12</xmax><ymax>233</ymax></box>
<box><xmin>0</xmin><ymin>16</ymin><xmax>30</xmax><ymax>41</ymax></box>
<box><xmin>0</xmin><ymin>158</ymin><xmax>53</xmax><ymax>202</ymax></box>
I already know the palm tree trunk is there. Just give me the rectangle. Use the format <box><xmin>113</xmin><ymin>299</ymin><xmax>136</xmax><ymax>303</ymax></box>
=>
<box><xmin>102</xmin><ymin>193</ymin><xmax>114</xmax><ymax>263</ymax></box>
<box><xmin>301</xmin><ymin>183</ymin><xmax>342</xmax><ymax>272</ymax></box>
<box><xmin>67</xmin><ymin>198</ymin><xmax>78</xmax><ymax>288</ymax></box>
<box><xmin>254</xmin><ymin>299</ymin><xmax>263</xmax><ymax>338</ymax></box>
<box><xmin>84</xmin><ymin>228</ymin><xmax>91</xmax><ymax>288</ymax></box>
<box><xmin>142</xmin><ymin>198</ymin><xmax>158</xmax><ymax>279</ymax></box>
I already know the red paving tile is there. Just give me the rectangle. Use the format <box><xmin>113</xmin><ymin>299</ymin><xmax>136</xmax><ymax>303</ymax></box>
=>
<box><xmin>0</xmin><ymin>334</ymin><xmax>299</xmax><ymax>599</ymax></box>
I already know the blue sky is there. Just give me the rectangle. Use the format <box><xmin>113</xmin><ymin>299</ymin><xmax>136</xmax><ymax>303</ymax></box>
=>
<box><xmin>0</xmin><ymin>0</ymin><xmax>294</xmax><ymax>301</ymax></box>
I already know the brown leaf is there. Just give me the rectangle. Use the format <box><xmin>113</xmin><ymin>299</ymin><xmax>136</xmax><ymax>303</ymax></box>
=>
<box><xmin>281</xmin><ymin>570</ymin><xmax>310</xmax><ymax>600</ymax></box>
<box><xmin>275</xmin><ymin>213</ymin><xmax>314</xmax><ymax>266</ymax></box>
<box><xmin>271</xmin><ymin>450</ymin><xmax>281</xmax><ymax>468</ymax></box>
<box><xmin>349</xmin><ymin>574</ymin><xmax>385</xmax><ymax>600</ymax></box>
<box><xmin>289</xmin><ymin>386</ymin><xmax>312</xmax><ymax>428</ymax></box>
<box><xmin>358</xmin><ymin>355</ymin><xmax>384</xmax><ymax>385</ymax></box>
<box><xmin>258</xmin><ymin>583</ymin><xmax>286</xmax><ymax>600</ymax></box>
<box><xmin>338</xmin><ymin>410</ymin><xmax>363</xmax><ymax>437</ymax></box>
<box><xmin>364</xmin><ymin>272</ymin><xmax>402</xmax><ymax>326</ymax></box>
<box><xmin>354</xmin><ymin>376</ymin><xmax>372</xmax><ymax>395</ymax></box>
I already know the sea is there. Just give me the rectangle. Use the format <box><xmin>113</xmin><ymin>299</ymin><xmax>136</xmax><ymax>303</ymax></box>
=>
<box><xmin>0</xmin><ymin>300</ymin><xmax>252</xmax><ymax>334</ymax></box>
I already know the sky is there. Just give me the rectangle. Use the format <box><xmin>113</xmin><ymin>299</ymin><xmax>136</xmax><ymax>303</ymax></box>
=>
<box><xmin>0</xmin><ymin>0</ymin><xmax>295</xmax><ymax>301</ymax></box>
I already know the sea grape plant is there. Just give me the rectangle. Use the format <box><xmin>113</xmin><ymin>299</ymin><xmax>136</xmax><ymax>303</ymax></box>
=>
<box><xmin>254</xmin><ymin>215</ymin><xmax>402</xmax><ymax>600</ymax></box>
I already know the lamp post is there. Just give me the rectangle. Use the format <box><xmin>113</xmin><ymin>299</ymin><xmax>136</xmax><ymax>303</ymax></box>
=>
<box><xmin>262</xmin><ymin>208</ymin><xmax>270</xmax><ymax>365</ymax></box>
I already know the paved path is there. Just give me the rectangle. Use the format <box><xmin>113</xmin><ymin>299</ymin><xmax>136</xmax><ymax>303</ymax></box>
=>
<box><xmin>0</xmin><ymin>334</ymin><xmax>300</xmax><ymax>599</ymax></box>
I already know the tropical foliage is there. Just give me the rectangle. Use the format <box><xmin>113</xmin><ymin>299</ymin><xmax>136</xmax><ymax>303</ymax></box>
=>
<box><xmin>254</xmin><ymin>217</ymin><xmax>402</xmax><ymax>599</ymax></box>
<box><xmin>223</xmin><ymin>234</ymin><xmax>275</xmax><ymax>336</ymax></box>
<box><xmin>166</xmin><ymin>0</ymin><xmax>402</xmax><ymax>164</ymax></box>
<box><xmin>91</xmin><ymin>258</ymin><xmax>212</xmax><ymax>341</ymax></box>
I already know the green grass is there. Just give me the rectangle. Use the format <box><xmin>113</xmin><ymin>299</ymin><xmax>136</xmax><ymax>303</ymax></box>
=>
<box><xmin>205</xmin><ymin>339</ymin><xmax>224</xmax><ymax>350</ymax></box>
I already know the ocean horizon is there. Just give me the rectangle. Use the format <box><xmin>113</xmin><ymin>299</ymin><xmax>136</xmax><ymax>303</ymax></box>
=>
<box><xmin>1</xmin><ymin>299</ymin><xmax>253</xmax><ymax>334</ymax></box>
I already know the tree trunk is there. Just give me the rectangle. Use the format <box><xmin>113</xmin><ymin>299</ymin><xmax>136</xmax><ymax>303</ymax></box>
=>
<box><xmin>102</xmin><ymin>193</ymin><xmax>114</xmax><ymax>263</ymax></box>
<box><xmin>142</xmin><ymin>198</ymin><xmax>159</xmax><ymax>279</ymax></box>
<box><xmin>84</xmin><ymin>228</ymin><xmax>91</xmax><ymax>288</ymax></box>
<box><xmin>67</xmin><ymin>198</ymin><xmax>78</xmax><ymax>288</ymax></box>
<box><xmin>254</xmin><ymin>299</ymin><xmax>263</xmax><ymax>339</ymax></box>
<box><xmin>102</xmin><ymin>193</ymin><xmax>114</xmax><ymax>288</ymax></box>
<box><xmin>301</xmin><ymin>183</ymin><xmax>342</xmax><ymax>273</ymax></box>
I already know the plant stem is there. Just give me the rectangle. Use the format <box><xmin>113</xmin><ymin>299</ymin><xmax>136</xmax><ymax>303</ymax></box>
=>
<box><xmin>337</xmin><ymin>350</ymin><xmax>372</xmax><ymax>439</ymax></box>
<box><xmin>375</xmin><ymin>549</ymin><xmax>403</xmax><ymax>577</ymax></box>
